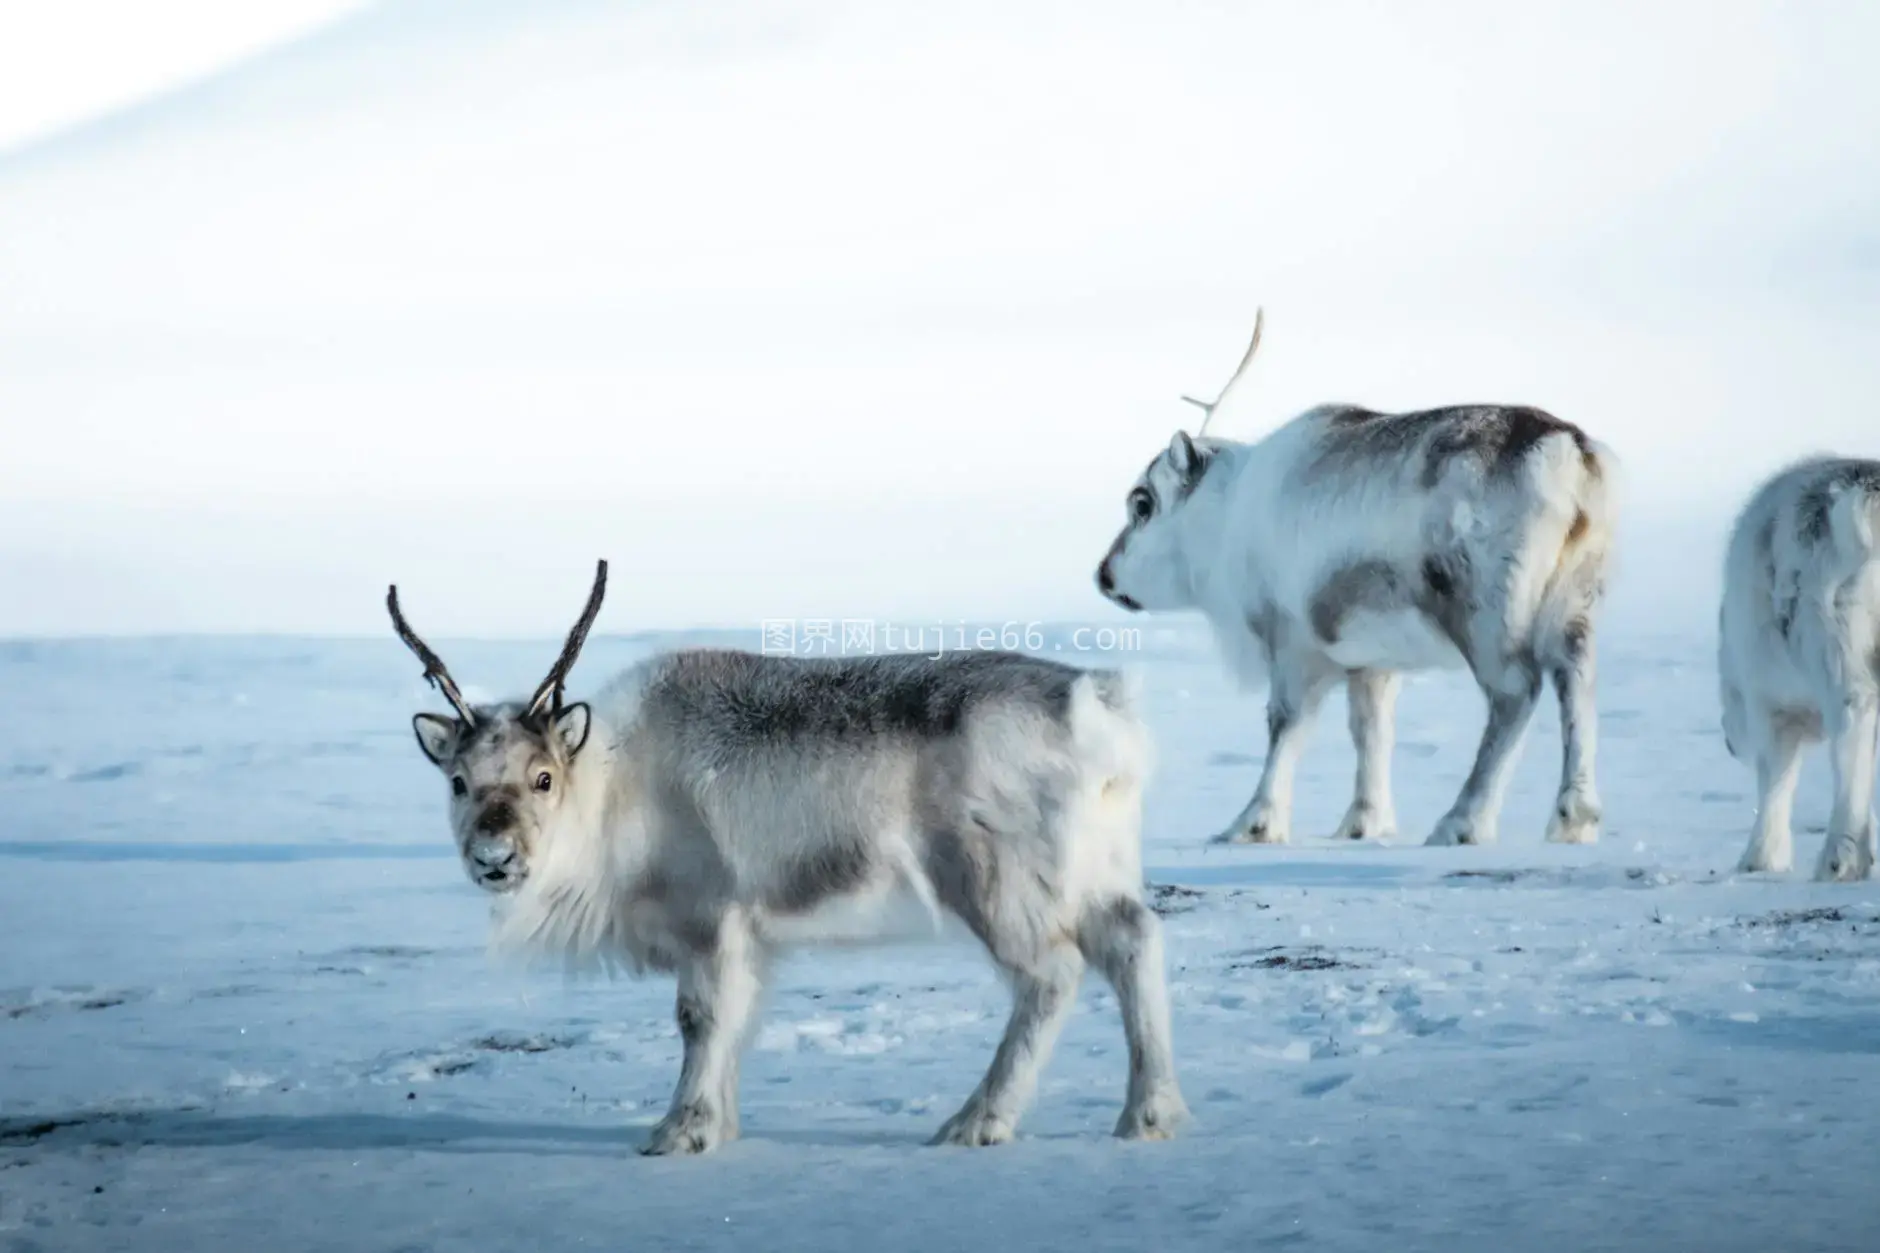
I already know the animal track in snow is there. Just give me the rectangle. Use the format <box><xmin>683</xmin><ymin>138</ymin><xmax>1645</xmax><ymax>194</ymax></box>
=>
<box><xmin>1226</xmin><ymin>945</ymin><xmax>1366</xmax><ymax>973</ymax></box>
<box><xmin>3</xmin><ymin>986</ymin><xmax>149</xmax><ymax>1020</ymax></box>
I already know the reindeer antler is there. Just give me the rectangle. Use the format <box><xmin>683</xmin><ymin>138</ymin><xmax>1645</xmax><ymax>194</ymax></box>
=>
<box><xmin>526</xmin><ymin>559</ymin><xmax>608</xmax><ymax>719</ymax></box>
<box><xmin>1180</xmin><ymin>307</ymin><xmax>1264</xmax><ymax>438</ymax></box>
<box><xmin>387</xmin><ymin>583</ymin><xmax>478</xmax><ymax>724</ymax></box>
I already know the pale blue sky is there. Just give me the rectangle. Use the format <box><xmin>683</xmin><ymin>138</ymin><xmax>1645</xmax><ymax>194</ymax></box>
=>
<box><xmin>1</xmin><ymin>0</ymin><xmax>1877</xmax><ymax>636</ymax></box>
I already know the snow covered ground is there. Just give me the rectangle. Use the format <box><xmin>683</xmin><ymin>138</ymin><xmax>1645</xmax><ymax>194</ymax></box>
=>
<box><xmin>3</xmin><ymin>624</ymin><xmax>1878</xmax><ymax>1251</ymax></box>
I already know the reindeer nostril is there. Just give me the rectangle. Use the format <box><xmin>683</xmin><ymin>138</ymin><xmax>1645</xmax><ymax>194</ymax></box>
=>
<box><xmin>1097</xmin><ymin>562</ymin><xmax>1115</xmax><ymax>593</ymax></box>
<box><xmin>468</xmin><ymin>835</ymin><xmax>517</xmax><ymax>873</ymax></box>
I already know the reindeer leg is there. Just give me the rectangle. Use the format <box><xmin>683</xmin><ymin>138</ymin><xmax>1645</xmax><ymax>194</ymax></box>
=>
<box><xmin>1078</xmin><ymin>896</ymin><xmax>1187</xmax><ymax>1139</ymax></box>
<box><xmin>1333</xmin><ymin>668</ymin><xmax>1400</xmax><ymax>841</ymax></box>
<box><xmin>1738</xmin><ymin>706</ymin><xmax>1806</xmax><ymax>874</ymax></box>
<box><xmin>931</xmin><ymin>942</ymin><xmax>1085</xmax><ymax>1147</ymax></box>
<box><xmin>1214</xmin><ymin>654</ymin><xmax>1336</xmax><ymax>845</ymax></box>
<box><xmin>1427</xmin><ymin>657</ymin><xmax>1541</xmax><ymax>847</ymax></box>
<box><xmin>645</xmin><ymin>910</ymin><xmax>764</xmax><ymax>1155</ymax></box>
<box><xmin>1816</xmin><ymin>690</ymin><xmax>1880</xmax><ymax>882</ymax></box>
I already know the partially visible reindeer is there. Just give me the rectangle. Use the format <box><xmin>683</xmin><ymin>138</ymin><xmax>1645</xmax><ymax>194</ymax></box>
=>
<box><xmin>388</xmin><ymin>561</ymin><xmax>1187</xmax><ymax>1154</ymax></box>
<box><xmin>1719</xmin><ymin>456</ymin><xmax>1880</xmax><ymax>881</ymax></box>
<box><xmin>1095</xmin><ymin>311</ymin><xmax>1617</xmax><ymax>848</ymax></box>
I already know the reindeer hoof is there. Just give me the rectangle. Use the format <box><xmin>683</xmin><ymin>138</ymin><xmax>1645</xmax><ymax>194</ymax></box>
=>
<box><xmin>1544</xmin><ymin>816</ymin><xmax>1599</xmax><ymax>845</ymax></box>
<box><xmin>930</xmin><ymin>1103</ymin><xmax>1016</xmax><ymax>1147</ymax></box>
<box><xmin>1212</xmin><ymin>816</ymin><xmax>1288</xmax><ymax>845</ymax></box>
<box><xmin>1814</xmin><ymin>831</ymin><xmax>1875</xmax><ymax>882</ymax></box>
<box><xmin>1545</xmin><ymin>796</ymin><xmax>1601</xmax><ymax>845</ymax></box>
<box><xmin>1115</xmin><ymin>1086</ymin><xmax>1189</xmax><ymax>1141</ymax></box>
<box><xmin>1332</xmin><ymin>803</ymin><xmax>1395</xmax><ymax>843</ymax></box>
<box><xmin>1736</xmin><ymin>835</ymin><xmax>1792</xmax><ymax>874</ymax></box>
<box><xmin>642</xmin><ymin>1105</ymin><xmax>732</xmax><ymax>1156</ymax></box>
<box><xmin>1425</xmin><ymin>815</ymin><xmax>1491</xmax><ymax>847</ymax></box>
<box><xmin>1737</xmin><ymin>851</ymin><xmax>1790</xmax><ymax>875</ymax></box>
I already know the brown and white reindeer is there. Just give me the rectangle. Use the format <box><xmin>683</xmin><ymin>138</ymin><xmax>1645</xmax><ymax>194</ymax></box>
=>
<box><xmin>389</xmin><ymin>561</ymin><xmax>1187</xmax><ymax>1154</ymax></box>
<box><xmin>1095</xmin><ymin>311</ymin><xmax>1619</xmax><ymax>849</ymax></box>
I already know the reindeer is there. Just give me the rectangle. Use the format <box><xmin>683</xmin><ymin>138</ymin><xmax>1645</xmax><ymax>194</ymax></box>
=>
<box><xmin>388</xmin><ymin>561</ymin><xmax>1187</xmax><ymax>1154</ymax></box>
<box><xmin>1719</xmin><ymin>456</ymin><xmax>1880</xmax><ymax>881</ymax></box>
<box><xmin>1094</xmin><ymin>311</ymin><xmax>1617</xmax><ymax>849</ymax></box>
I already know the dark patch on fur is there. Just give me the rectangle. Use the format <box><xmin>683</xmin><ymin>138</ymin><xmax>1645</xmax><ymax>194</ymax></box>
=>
<box><xmin>1796</xmin><ymin>460</ymin><xmax>1880</xmax><ymax>549</ymax></box>
<box><xmin>1416</xmin><ymin>552</ymin><xmax>1476</xmax><ymax>656</ymax></box>
<box><xmin>767</xmin><ymin>839</ymin><xmax>876</xmax><ymax>914</ymax></box>
<box><xmin>1322</xmin><ymin>405</ymin><xmax>1391</xmax><ymax>428</ymax></box>
<box><xmin>631</xmin><ymin>863</ymin><xmax>727</xmax><ymax>960</ymax></box>
<box><xmin>452</xmin><ymin>710</ymin><xmax>563</xmax><ymax>765</ymax></box>
<box><xmin>923</xmin><ymin>823</ymin><xmax>1011</xmax><ymax>962</ymax></box>
<box><xmin>670</xmin><ymin>915</ymin><xmax>722</xmax><ymax>960</ymax></box>
<box><xmin>1424</xmin><ymin>406</ymin><xmax>1592</xmax><ymax>489</ymax></box>
<box><xmin>1799</xmin><ymin>492</ymin><xmax>1834</xmax><ymax>546</ymax></box>
<box><xmin>923</xmin><ymin>822</ymin><xmax>1057</xmax><ymax>972</ymax></box>
<box><xmin>456</xmin><ymin>715</ymin><xmax>517</xmax><ymax>759</ymax></box>
<box><xmin>1245</xmin><ymin>601</ymin><xmax>1282</xmax><ymax>651</ymax></box>
<box><xmin>652</xmin><ymin>649</ymin><xmax>1088</xmax><ymax>744</ymax></box>
<box><xmin>1774</xmin><ymin>579</ymin><xmax>1800</xmax><ymax>642</ymax></box>
<box><xmin>1309</xmin><ymin>560</ymin><xmax>1410</xmax><ymax>644</ymax></box>
<box><xmin>1306</xmin><ymin>404</ymin><xmax>1592</xmax><ymax>489</ymax></box>
<box><xmin>1562</xmin><ymin>615</ymin><xmax>1591</xmax><ymax>659</ymax></box>
<box><xmin>1303</xmin><ymin>405</ymin><xmax>1449</xmax><ymax>481</ymax></box>
<box><xmin>474</xmin><ymin>801</ymin><xmax>516</xmax><ymax>835</ymax></box>
<box><xmin>1087</xmin><ymin>895</ymin><xmax>1150</xmax><ymax>943</ymax></box>
<box><xmin>1265</xmin><ymin>697</ymin><xmax>1295</xmax><ymax>744</ymax></box>
<box><xmin>675</xmin><ymin>997</ymin><xmax>710</xmax><ymax>1045</ymax></box>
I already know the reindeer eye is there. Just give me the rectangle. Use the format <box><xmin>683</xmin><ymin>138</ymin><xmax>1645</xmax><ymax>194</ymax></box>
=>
<box><xmin>533</xmin><ymin>771</ymin><xmax>552</xmax><ymax>793</ymax></box>
<box><xmin>1129</xmin><ymin>489</ymin><xmax>1154</xmax><ymax>522</ymax></box>
<box><xmin>451</xmin><ymin>777</ymin><xmax>467</xmax><ymax>797</ymax></box>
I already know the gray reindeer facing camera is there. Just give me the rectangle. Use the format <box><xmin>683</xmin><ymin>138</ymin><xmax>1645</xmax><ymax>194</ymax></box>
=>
<box><xmin>389</xmin><ymin>560</ymin><xmax>1187</xmax><ymax>1155</ymax></box>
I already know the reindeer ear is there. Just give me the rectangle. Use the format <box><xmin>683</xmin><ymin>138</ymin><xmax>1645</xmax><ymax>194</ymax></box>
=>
<box><xmin>1168</xmin><ymin>430</ymin><xmax>1199</xmax><ymax>479</ymax></box>
<box><xmin>412</xmin><ymin>714</ymin><xmax>459</xmax><ymax>767</ymax></box>
<box><xmin>552</xmin><ymin>702</ymin><xmax>592</xmax><ymax>759</ymax></box>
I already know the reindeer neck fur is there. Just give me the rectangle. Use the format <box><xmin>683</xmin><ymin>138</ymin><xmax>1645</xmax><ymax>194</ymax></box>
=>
<box><xmin>1174</xmin><ymin>435</ymin><xmax>1293</xmax><ymax>685</ymax></box>
<box><xmin>486</xmin><ymin>666</ymin><xmax>658</xmax><ymax>974</ymax></box>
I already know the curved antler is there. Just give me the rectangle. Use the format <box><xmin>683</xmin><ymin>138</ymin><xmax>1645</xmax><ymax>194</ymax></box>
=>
<box><xmin>1179</xmin><ymin>307</ymin><xmax>1264</xmax><ymax>438</ymax></box>
<box><xmin>387</xmin><ymin>583</ymin><xmax>478</xmax><ymax>724</ymax></box>
<box><xmin>526</xmin><ymin>559</ymin><xmax>608</xmax><ymax>719</ymax></box>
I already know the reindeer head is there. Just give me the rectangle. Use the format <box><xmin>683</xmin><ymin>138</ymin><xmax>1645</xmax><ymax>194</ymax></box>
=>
<box><xmin>1096</xmin><ymin>310</ymin><xmax>1262</xmax><ymax>613</ymax></box>
<box><xmin>388</xmin><ymin>561</ymin><xmax>608</xmax><ymax>893</ymax></box>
